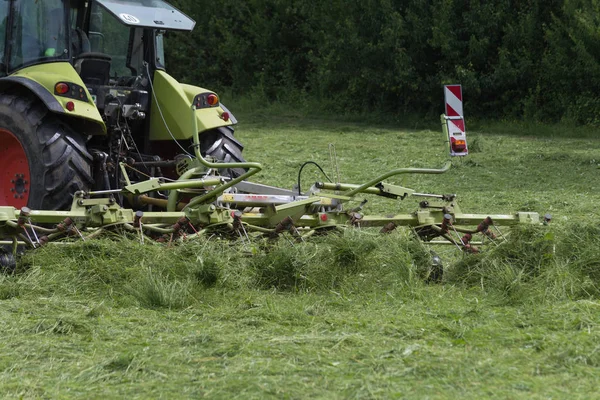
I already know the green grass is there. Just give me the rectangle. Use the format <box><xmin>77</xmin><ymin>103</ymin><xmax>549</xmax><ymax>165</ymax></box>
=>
<box><xmin>2</xmin><ymin>105</ymin><xmax>600</xmax><ymax>398</ymax></box>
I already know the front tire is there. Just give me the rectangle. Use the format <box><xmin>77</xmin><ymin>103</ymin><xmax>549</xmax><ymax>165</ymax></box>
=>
<box><xmin>0</xmin><ymin>90</ymin><xmax>93</xmax><ymax>210</ymax></box>
<box><xmin>199</xmin><ymin>126</ymin><xmax>247</xmax><ymax>179</ymax></box>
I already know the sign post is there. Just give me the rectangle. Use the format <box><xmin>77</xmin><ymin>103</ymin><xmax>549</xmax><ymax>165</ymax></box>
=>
<box><xmin>443</xmin><ymin>85</ymin><xmax>468</xmax><ymax>156</ymax></box>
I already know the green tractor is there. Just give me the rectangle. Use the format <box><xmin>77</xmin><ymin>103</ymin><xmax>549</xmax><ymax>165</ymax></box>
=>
<box><xmin>0</xmin><ymin>0</ymin><xmax>245</xmax><ymax>211</ymax></box>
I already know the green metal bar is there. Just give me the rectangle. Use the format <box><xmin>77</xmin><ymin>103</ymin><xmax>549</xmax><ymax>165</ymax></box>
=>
<box><xmin>169</xmin><ymin>106</ymin><xmax>264</xmax><ymax>211</ymax></box>
<box><xmin>357</xmin><ymin>212</ymin><xmax>536</xmax><ymax>228</ymax></box>
<box><xmin>241</xmin><ymin>223</ymin><xmax>275</xmax><ymax>234</ymax></box>
<box><xmin>140</xmin><ymin>224</ymin><xmax>176</xmax><ymax>234</ymax></box>
<box><xmin>344</xmin><ymin>162</ymin><xmax>452</xmax><ymax>197</ymax></box>
<box><xmin>147</xmin><ymin>178</ymin><xmax>223</xmax><ymax>192</ymax></box>
<box><xmin>123</xmin><ymin>211</ymin><xmax>186</xmax><ymax>224</ymax></box>
<box><xmin>274</xmin><ymin>197</ymin><xmax>321</xmax><ymax>212</ymax></box>
<box><xmin>119</xmin><ymin>163</ymin><xmax>132</xmax><ymax>186</ymax></box>
<box><xmin>316</xmin><ymin>182</ymin><xmax>413</xmax><ymax>197</ymax></box>
<box><xmin>441</xmin><ymin>114</ymin><xmax>451</xmax><ymax>155</ymax></box>
<box><xmin>0</xmin><ymin>205</ymin><xmax>541</xmax><ymax>231</ymax></box>
<box><xmin>125</xmin><ymin>176</ymin><xmax>223</xmax><ymax>196</ymax></box>
<box><xmin>316</xmin><ymin>182</ymin><xmax>386</xmax><ymax>194</ymax></box>
<box><xmin>167</xmin><ymin>168</ymin><xmax>202</xmax><ymax>211</ymax></box>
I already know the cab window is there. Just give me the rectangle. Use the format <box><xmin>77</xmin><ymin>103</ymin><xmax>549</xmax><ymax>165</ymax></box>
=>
<box><xmin>9</xmin><ymin>0</ymin><xmax>68</xmax><ymax>71</ymax></box>
<box><xmin>0</xmin><ymin>0</ymin><xmax>9</xmax><ymax>75</ymax></box>
<box><xmin>89</xmin><ymin>2</ymin><xmax>135</xmax><ymax>78</ymax></box>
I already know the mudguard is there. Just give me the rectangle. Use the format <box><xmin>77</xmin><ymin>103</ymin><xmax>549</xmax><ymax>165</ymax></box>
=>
<box><xmin>149</xmin><ymin>70</ymin><xmax>234</xmax><ymax>141</ymax></box>
<box><xmin>1</xmin><ymin>62</ymin><xmax>106</xmax><ymax>135</ymax></box>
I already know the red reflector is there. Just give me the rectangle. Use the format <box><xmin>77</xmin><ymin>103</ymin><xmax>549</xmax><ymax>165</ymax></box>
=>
<box><xmin>222</xmin><ymin>112</ymin><xmax>230</xmax><ymax>122</ymax></box>
<box><xmin>207</xmin><ymin>94</ymin><xmax>218</xmax><ymax>106</ymax></box>
<box><xmin>55</xmin><ymin>82</ymin><xmax>70</xmax><ymax>95</ymax></box>
<box><xmin>320</xmin><ymin>213</ymin><xmax>328</xmax><ymax>222</ymax></box>
<box><xmin>66</xmin><ymin>101</ymin><xmax>75</xmax><ymax>112</ymax></box>
<box><xmin>451</xmin><ymin>137</ymin><xmax>466</xmax><ymax>152</ymax></box>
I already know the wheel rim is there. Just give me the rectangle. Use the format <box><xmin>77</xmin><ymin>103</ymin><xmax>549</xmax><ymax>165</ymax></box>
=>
<box><xmin>0</xmin><ymin>129</ymin><xmax>31</xmax><ymax>208</ymax></box>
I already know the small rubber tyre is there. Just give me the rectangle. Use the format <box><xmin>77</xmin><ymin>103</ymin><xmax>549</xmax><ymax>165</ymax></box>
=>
<box><xmin>0</xmin><ymin>247</ymin><xmax>16</xmax><ymax>273</ymax></box>
<box><xmin>0</xmin><ymin>89</ymin><xmax>93</xmax><ymax>210</ymax></box>
<box><xmin>199</xmin><ymin>126</ymin><xmax>247</xmax><ymax>179</ymax></box>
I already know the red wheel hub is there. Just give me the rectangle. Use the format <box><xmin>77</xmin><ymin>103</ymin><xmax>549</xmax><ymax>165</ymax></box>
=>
<box><xmin>0</xmin><ymin>129</ymin><xmax>31</xmax><ymax>208</ymax></box>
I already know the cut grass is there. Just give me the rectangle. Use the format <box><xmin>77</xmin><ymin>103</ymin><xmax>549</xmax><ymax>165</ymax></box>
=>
<box><xmin>2</xmin><ymin>108</ymin><xmax>600</xmax><ymax>398</ymax></box>
<box><xmin>3</xmin><ymin>284</ymin><xmax>600</xmax><ymax>398</ymax></box>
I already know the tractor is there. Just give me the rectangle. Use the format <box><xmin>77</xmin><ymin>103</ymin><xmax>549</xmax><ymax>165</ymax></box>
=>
<box><xmin>0</xmin><ymin>0</ymin><xmax>245</xmax><ymax>211</ymax></box>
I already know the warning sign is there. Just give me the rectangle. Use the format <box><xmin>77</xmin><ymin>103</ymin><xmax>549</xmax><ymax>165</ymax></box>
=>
<box><xmin>443</xmin><ymin>85</ymin><xmax>468</xmax><ymax>156</ymax></box>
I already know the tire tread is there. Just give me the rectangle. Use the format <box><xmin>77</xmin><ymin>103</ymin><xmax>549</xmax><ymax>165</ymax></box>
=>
<box><xmin>200</xmin><ymin>127</ymin><xmax>247</xmax><ymax>178</ymax></box>
<box><xmin>0</xmin><ymin>88</ymin><xmax>93</xmax><ymax>210</ymax></box>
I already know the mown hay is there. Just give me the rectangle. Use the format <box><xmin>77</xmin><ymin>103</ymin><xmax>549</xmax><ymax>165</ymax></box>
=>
<box><xmin>445</xmin><ymin>222</ymin><xmax>600</xmax><ymax>303</ymax></box>
<box><xmin>7</xmin><ymin>222</ymin><xmax>599</xmax><ymax>303</ymax></box>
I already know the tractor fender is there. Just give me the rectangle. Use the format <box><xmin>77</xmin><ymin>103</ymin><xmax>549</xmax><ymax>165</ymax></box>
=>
<box><xmin>1</xmin><ymin>63</ymin><xmax>106</xmax><ymax>136</ymax></box>
<box><xmin>0</xmin><ymin>76</ymin><xmax>65</xmax><ymax>114</ymax></box>
<box><xmin>149</xmin><ymin>70</ymin><xmax>235</xmax><ymax>141</ymax></box>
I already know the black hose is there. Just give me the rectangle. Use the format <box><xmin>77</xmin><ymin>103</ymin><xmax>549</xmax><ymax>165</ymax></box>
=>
<box><xmin>297</xmin><ymin>161</ymin><xmax>333</xmax><ymax>195</ymax></box>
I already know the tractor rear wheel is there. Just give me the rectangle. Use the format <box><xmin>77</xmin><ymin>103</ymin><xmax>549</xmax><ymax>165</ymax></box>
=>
<box><xmin>200</xmin><ymin>126</ymin><xmax>247</xmax><ymax>179</ymax></box>
<box><xmin>0</xmin><ymin>90</ymin><xmax>93</xmax><ymax>210</ymax></box>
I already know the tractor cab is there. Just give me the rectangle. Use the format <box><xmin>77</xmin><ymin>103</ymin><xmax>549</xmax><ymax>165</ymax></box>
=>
<box><xmin>1</xmin><ymin>0</ymin><xmax>194</xmax><ymax>77</ymax></box>
<box><xmin>70</xmin><ymin>0</ymin><xmax>194</xmax><ymax>111</ymax></box>
<box><xmin>0</xmin><ymin>0</ymin><xmax>244</xmax><ymax>212</ymax></box>
<box><xmin>1</xmin><ymin>0</ymin><xmax>197</xmax><ymax>137</ymax></box>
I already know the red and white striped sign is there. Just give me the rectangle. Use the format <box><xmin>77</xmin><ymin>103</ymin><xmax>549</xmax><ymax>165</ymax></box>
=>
<box><xmin>443</xmin><ymin>84</ymin><xmax>468</xmax><ymax>156</ymax></box>
<box><xmin>444</xmin><ymin>85</ymin><xmax>463</xmax><ymax>117</ymax></box>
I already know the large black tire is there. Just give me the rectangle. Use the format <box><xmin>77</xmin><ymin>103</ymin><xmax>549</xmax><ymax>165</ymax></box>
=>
<box><xmin>0</xmin><ymin>89</ymin><xmax>93</xmax><ymax>210</ymax></box>
<box><xmin>199</xmin><ymin>126</ymin><xmax>247</xmax><ymax>179</ymax></box>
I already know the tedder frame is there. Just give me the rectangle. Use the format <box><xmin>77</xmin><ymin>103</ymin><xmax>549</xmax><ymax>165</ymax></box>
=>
<box><xmin>0</xmin><ymin>105</ymin><xmax>543</xmax><ymax>264</ymax></box>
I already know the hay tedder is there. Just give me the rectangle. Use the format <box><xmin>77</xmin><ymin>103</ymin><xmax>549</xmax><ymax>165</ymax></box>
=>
<box><xmin>0</xmin><ymin>1</ymin><xmax>543</xmax><ymax>267</ymax></box>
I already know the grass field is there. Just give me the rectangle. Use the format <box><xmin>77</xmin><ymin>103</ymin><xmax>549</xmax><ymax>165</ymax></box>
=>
<box><xmin>1</xmin><ymin>105</ymin><xmax>600</xmax><ymax>399</ymax></box>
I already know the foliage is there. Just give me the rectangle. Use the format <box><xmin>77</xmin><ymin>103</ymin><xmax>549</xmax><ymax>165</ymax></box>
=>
<box><xmin>165</xmin><ymin>0</ymin><xmax>600</xmax><ymax>124</ymax></box>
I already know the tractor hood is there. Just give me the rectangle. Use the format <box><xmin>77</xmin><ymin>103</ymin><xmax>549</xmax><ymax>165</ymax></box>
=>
<box><xmin>96</xmin><ymin>0</ymin><xmax>195</xmax><ymax>31</ymax></box>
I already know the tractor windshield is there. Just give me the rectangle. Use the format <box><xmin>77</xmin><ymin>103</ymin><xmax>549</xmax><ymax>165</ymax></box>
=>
<box><xmin>8</xmin><ymin>0</ymin><xmax>69</xmax><ymax>70</ymax></box>
<box><xmin>95</xmin><ymin>0</ymin><xmax>195</xmax><ymax>31</ymax></box>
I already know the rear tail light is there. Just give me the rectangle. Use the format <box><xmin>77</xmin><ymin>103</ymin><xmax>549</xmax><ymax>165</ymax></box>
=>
<box><xmin>55</xmin><ymin>82</ymin><xmax>70</xmax><ymax>95</ymax></box>
<box><xmin>193</xmin><ymin>93</ymin><xmax>222</xmax><ymax>108</ymax></box>
<box><xmin>451</xmin><ymin>137</ymin><xmax>467</xmax><ymax>153</ymax></box>
<box><xmin>207</xmin><ymin>94</ymin><xmax>219</xmax><ymax>106</ymax></box>
<box><xmin>54</xmin><ymin>82</ymin><xmax>90</xmax><ymax>103</ymax></box>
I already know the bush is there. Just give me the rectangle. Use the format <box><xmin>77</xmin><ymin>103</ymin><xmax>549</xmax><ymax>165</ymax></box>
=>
<box><xmin>165</xmin><ymin>0</ymin><xmax>600</xmax><ymax>124</ymax></box>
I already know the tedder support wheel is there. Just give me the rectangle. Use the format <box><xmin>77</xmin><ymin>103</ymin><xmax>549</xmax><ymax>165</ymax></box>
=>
<box><xmin>0</xmin><ymin>90</ymin><xmax>93</xmax><ymax>210</ymax></box>
<box><xmin>200</xmin><ymin>126</ymin><xmax>247</xmax><ymax>179</ymax></box>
